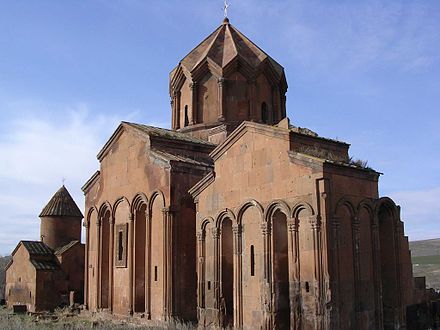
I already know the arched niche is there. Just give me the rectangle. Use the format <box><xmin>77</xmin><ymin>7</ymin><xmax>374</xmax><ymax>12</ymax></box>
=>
<box><xmin>377</xmin><ymin>201</ymin><xmax>399</xmax><ymax>328</ymax></box>
<box><xmin>149</xmin><ymin>192</ymin><xmax>165</xmax><ymax>320</ymax></box>
<box><xmin>219</xmin><ymin>216</ymin><xmax>234</xmax><ymax>327</ymax></box>
<box><xmin>133</xmin><ymin>200</ymin><xmax>147</xmax><ymax>314</ymax></box>
<box><xmin>112</xmin><ymin>198</ymin><xmax>131</xmax><ymax>316</ymax></box>
<box><xmin>335</xmin><ymin>201</ymin><xmax>356</xmax><ymax>328</ymax></box>
<box><xmin>87</xmin><ymin>208</ymin><xmax>98</xmax><ymax>310</ymax></box>
<box><xmin>238</xmin><ymin>204</ymin><xmax>263</xmax><ymax>326</ymax></box>
<box><xmin>98</xmin><ymin>205</ymin><xmax>112</xmax><ymax>309</ymax></box>
<box><xmin>296</xmin><ymin>204</ymin><xmax>316</xmax><ymax>329</ymax></box>
<box><xmin>271</xmin><ymin>209</ymin><xmax>290</xmax><ymax>329</ymax></box>
<box><xmin>357</xmin><ymin>203</ymin><xmax>375</xmax><ymax>324</ymax></box>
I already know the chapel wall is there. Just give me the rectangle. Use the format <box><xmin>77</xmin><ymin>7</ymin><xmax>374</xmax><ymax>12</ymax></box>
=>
<box><xmin>5</xmin><ymin>247</ymin><xmax>36</xmax><ymax>312</ymax></box>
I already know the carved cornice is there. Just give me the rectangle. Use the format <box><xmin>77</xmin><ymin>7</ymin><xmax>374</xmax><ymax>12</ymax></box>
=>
<box><xmin>197</xmin><ymin>231</ymin><xmax>206</xmax><ymax>242</ymax></box>
<box><xmin>260</xmin><ymin>222</ymin><xmax>270</xmax><ymax>235</ymax></box>
<box><xmin>232</xmin><ymin>224</ymin><xmax>242</xmax><ymax>236</ymax></box>
<box><xmin>211</xmin><ymin>228</ymin><xmax>220</xmax><ymax>240</ymax></box>
<box><xmin>287</xmin><ymin>219</ymin><xmax>298</xmax><ymax>232</ymax></box>
<box><xmin>309</xmin><ymin>215</ymin><xmax>321</xmax><ymax>230</ymax></box>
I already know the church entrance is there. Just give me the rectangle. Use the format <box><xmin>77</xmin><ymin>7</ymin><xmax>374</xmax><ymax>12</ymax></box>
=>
<box><xmin>272</xmin><ymin>210</ymin><xmax>290</xmax><ymax>329</ymax></box>
<box><xmin>221</xmin><ymin>218</ymin><xmax>234</xmax><ymax>327</ymax></box>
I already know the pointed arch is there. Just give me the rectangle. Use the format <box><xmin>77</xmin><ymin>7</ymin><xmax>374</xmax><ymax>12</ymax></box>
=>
<box><xmin>291</xmin><ymin>201</ymin><xmax>315</xmax><ymax>219</ymax></box>
<box><xmin>334</xmin><ymin>197</ymin><xmax>356</xmax><ymax>218</ymax></box>
<box><xmin>98</xmin><ymin>201</ymin><xmax>112</xmax><ymax>224</ymax></box>
<box><xmin>131</xmin><ymin>193</ymin><xmax>149</xmax><ymax>213</ymax></box>
<box><xmin>201</xmin><ymin>217</ymin><xmax>215</xmax><ymax>232</ymax></box>
<box><xmin>357</xmin><ymin>198</ymin><xmax>375</xmax><ymax>219</ymax></box>
<box><xmin>215</xmin><ymin>208</ymin><xmax>236</xmax><ymax>229</ymax></box>
<box><xmin>148</xmin><ymin>190</ymin><xmax>166</xmax><ymax>214</ymax></box>
<box><xmin>86</xmin><ymin>206</ymin><xmax>98</xmax><ymax>227</ymax></box>
<box><xmin>236</xmin><ymin>199</ymin><xmax>264</xmax><ymax>225</ymax></box>
<box><xmin>264</xmin><ymin>199</ymin><xmax>291</xmax><ymax>222</ymax></box>
<box><xmin>375</xmin><ymin>196</ymin><xmax>401</xmax><ymax>327</ymax></box>
<box><xmin>112</xmin><ymin>197</ymin><xmax>130</xmax><ymax>219</ymax></box>
<box><xmin>374</xmin><ymin>197</ymin><xmax>398</xmax><ymax>222</ymax></box>
<box><xmin>98</xmin><ymin>200</ymin><xmax>114</xmax><ymax>310</ymax></box>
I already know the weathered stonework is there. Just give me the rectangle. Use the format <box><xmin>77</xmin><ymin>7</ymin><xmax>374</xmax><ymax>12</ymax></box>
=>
<box><xmin>6</xmin><ymin>186</ymin><xmax>85</xmax><ymax>312</ymax></box>
<box><xmin>82</xmin><ymin>18</ymin><xmax>430</xmax><ymax>329</ymax></box>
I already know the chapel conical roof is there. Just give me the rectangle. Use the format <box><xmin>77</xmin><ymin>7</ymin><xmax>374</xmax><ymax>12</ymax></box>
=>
<box><xmin>179</xmin><ymin>18</ymin><xmax>284</xmax><ymax>76</ymax></box>
<box><xmin>39</xmin><ymin>185</ymin><xmax>83</xmax><ymax>218</ymax></box>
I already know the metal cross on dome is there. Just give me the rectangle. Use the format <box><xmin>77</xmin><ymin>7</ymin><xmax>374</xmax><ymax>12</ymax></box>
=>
<box><xmin>223</xmin><ymin>0</ymin><xmax>230</xmax><ymax>18</ymax></box>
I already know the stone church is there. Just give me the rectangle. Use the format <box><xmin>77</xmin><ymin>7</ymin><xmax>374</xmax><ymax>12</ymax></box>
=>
<box><xmin>5</xmin><ymin>186</ymin><xmax>85</xmax><ymax>312</ymax></box>
<box><xmin>83</xmin><ymin>18</ymin><xmax>428</xmax><ymax>329</ymax></box>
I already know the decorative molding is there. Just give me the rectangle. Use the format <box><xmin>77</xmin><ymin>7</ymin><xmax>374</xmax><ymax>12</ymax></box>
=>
<box><xmin>189</xmin><ymin>171</ymin><xmax>215</xmax><ymax>199</ymax></box>
<box><xmin>260</xmin><ymin>222</ymin><xmax>270</xmax><ymax>235</ymax></box>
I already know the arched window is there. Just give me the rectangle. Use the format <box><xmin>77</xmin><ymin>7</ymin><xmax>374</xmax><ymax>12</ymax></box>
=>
<box><xmin>261</xmin><ymin>102</ymin><xmax>268</xmax><ymax>124</ymax></box>
<box><xmin>184</xmin><ymin>105</ymin><xmax>189</xmax><ymax>127</ymax></box>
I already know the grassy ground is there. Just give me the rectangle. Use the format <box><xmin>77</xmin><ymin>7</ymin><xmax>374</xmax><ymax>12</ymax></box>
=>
<box><xmin>412</xmin><ymin>255</ymin><xmax>440</xmax><ymax>265</ymax></box>
<box><xmin>0</xmin><ymin>306</ymin><xmax>195</xmax><ymax>329</ymax></box>
<box><xmin>411</xmin><ymin>238</ymin><xmax>440</xmax><ymax>291</ymax></box>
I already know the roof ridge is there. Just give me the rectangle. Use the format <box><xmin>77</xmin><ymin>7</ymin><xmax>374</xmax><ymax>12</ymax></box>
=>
<box><xmin>124</xmin><ymin>122</ymin><xmax>216</xmax><ymax>146</ymax></box>
<box><xmin>54</xmin><ymin>240</ymin><xmax>80</xmax><ymax>255</ymax></box>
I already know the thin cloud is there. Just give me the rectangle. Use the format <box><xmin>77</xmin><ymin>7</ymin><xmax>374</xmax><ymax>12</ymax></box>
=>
<box><xmin>231</xmin><ymin>0</ymin><xmax>440</xmax><ymax>75</ymax></box>
<box><xmin>0</xmin><ymin>104</ymin><xmax>141</xmax><ymax>254</ymax></box>
<box><xmin>390</xmin><ymin>187</ymin><xmax>440</xmax><ymax>241</ymax></box>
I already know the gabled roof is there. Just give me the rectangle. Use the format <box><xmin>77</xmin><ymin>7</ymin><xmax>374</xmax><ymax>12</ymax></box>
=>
<box><xmin>7</xmin><ymin>241</ymin><xmax>60</xmax><ymax>272</ymax></box>
<box><xmin>30</xmin><ymin>259</ymin><xmax>60</xmax><ymax>271</ymax></box>
<box><xmin>125</xmin><ymin>122</ymin><xmax>215</xmax><ymax>146</ymax></box>
<box><xmin>180</xmin><ymin>19</ymin><xmax>284</xmax><ymax>77</ymax></box>
<box><xmin>18</xmin><ymin>241</ymin><xmax>53</xmax><ymax>256</ymax></box>
<box><xmin>81</xmin><ymin>170</ymin><xmax>100</xmax><ymax>193</ymax></box>
<box><xmin>150</xmin><ymin>149</ymin><xmax>213</xmax><ymax>168</ymax></box>
<box><xmin>97</xmin><ymin>122</ymin><xmax>215</xmax><ymax>162</ymax></box>
<box><xmin>210</xmin><ymin>121</ymin><xmax>289</xmax><ymax>161</ymax></box>
<box><xmin>189</xmin><ymin>171</ymin><xmax>216</xmax><ymax>199</ymax></box>
<box><xmin>39</xmin><ymin>185</ymin><xmax>83</xmax><ymax>218</ymax></box>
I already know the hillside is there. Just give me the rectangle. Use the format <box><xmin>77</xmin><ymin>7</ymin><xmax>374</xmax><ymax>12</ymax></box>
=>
<box><xmin>410</xmin><ymin>238</ymin><xmax>440</xmax><ymax>290</ymax></box>
<box><xmin>0</xmin><ymin>255</ymin><xmax>11</xmax><ymax>301</ymax></box>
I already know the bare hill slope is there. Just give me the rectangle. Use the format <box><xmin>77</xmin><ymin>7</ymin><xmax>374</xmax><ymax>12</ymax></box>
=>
<box><xmin>410</xmin><ymin>238</ymin><xmax>440</xmax><ymax>290</ymax></box>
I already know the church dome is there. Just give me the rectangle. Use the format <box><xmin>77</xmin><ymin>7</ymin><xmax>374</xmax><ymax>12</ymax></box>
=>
<box><xmin>178</xmin><ymin>19</ymin><xmax>284</xmax><ymax>77</ymax></box>
<box><xmin>39</xmin><ymin>185</ymin><xmax>83</xmax><ymax>218</ymax></box>
<box><xmin>169</xmin><ymin>19</ymin><xmax>288</xmax><ymax>142</ymax></box>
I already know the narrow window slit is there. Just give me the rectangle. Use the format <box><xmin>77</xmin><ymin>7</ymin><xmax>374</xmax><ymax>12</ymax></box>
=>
<box><xmin>250</xmin><ymin>245</ymin><xmax>255</xmax><ymax>276</ymax></box>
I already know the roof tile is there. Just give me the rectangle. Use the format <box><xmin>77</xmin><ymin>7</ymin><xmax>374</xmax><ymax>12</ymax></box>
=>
<box><xmin>39</xmin><ymin>186</ymin><xmax>83</xmax><ymax>218</ymax></box>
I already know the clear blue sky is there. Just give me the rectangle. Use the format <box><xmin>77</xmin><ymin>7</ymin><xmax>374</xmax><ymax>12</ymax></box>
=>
<box><xmin>0</xmin><ymin>0</ymin><xmax>439</xmax><ymax>255</ymax></box>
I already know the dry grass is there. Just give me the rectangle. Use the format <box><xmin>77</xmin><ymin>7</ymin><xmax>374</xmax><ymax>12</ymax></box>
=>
<box><xmin>0</xmin><ymin>306</ymin><xmax>196</xmax><ymax>329</ymax></box>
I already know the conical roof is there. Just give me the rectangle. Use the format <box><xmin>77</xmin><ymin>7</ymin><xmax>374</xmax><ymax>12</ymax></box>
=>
<box><xmin>180</xmin><ymin>18</ymin><xmax>284</xmax><ymax>76</ymax></box>
<box><xmin>39</xmin><ymin>185</ymin><xmax>83</xmax><ymax>218</ymax></box>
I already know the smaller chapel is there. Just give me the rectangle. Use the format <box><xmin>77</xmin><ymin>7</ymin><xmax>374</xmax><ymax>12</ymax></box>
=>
<box><xmin>5</xmin><ymin>186</ymin><xmax>85</xmax><ymax>312</ymax></box>
<box><xmin>82</xmin><ymin>17</ymin><xmax>433</xmax><ymax>329</ymax></box>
